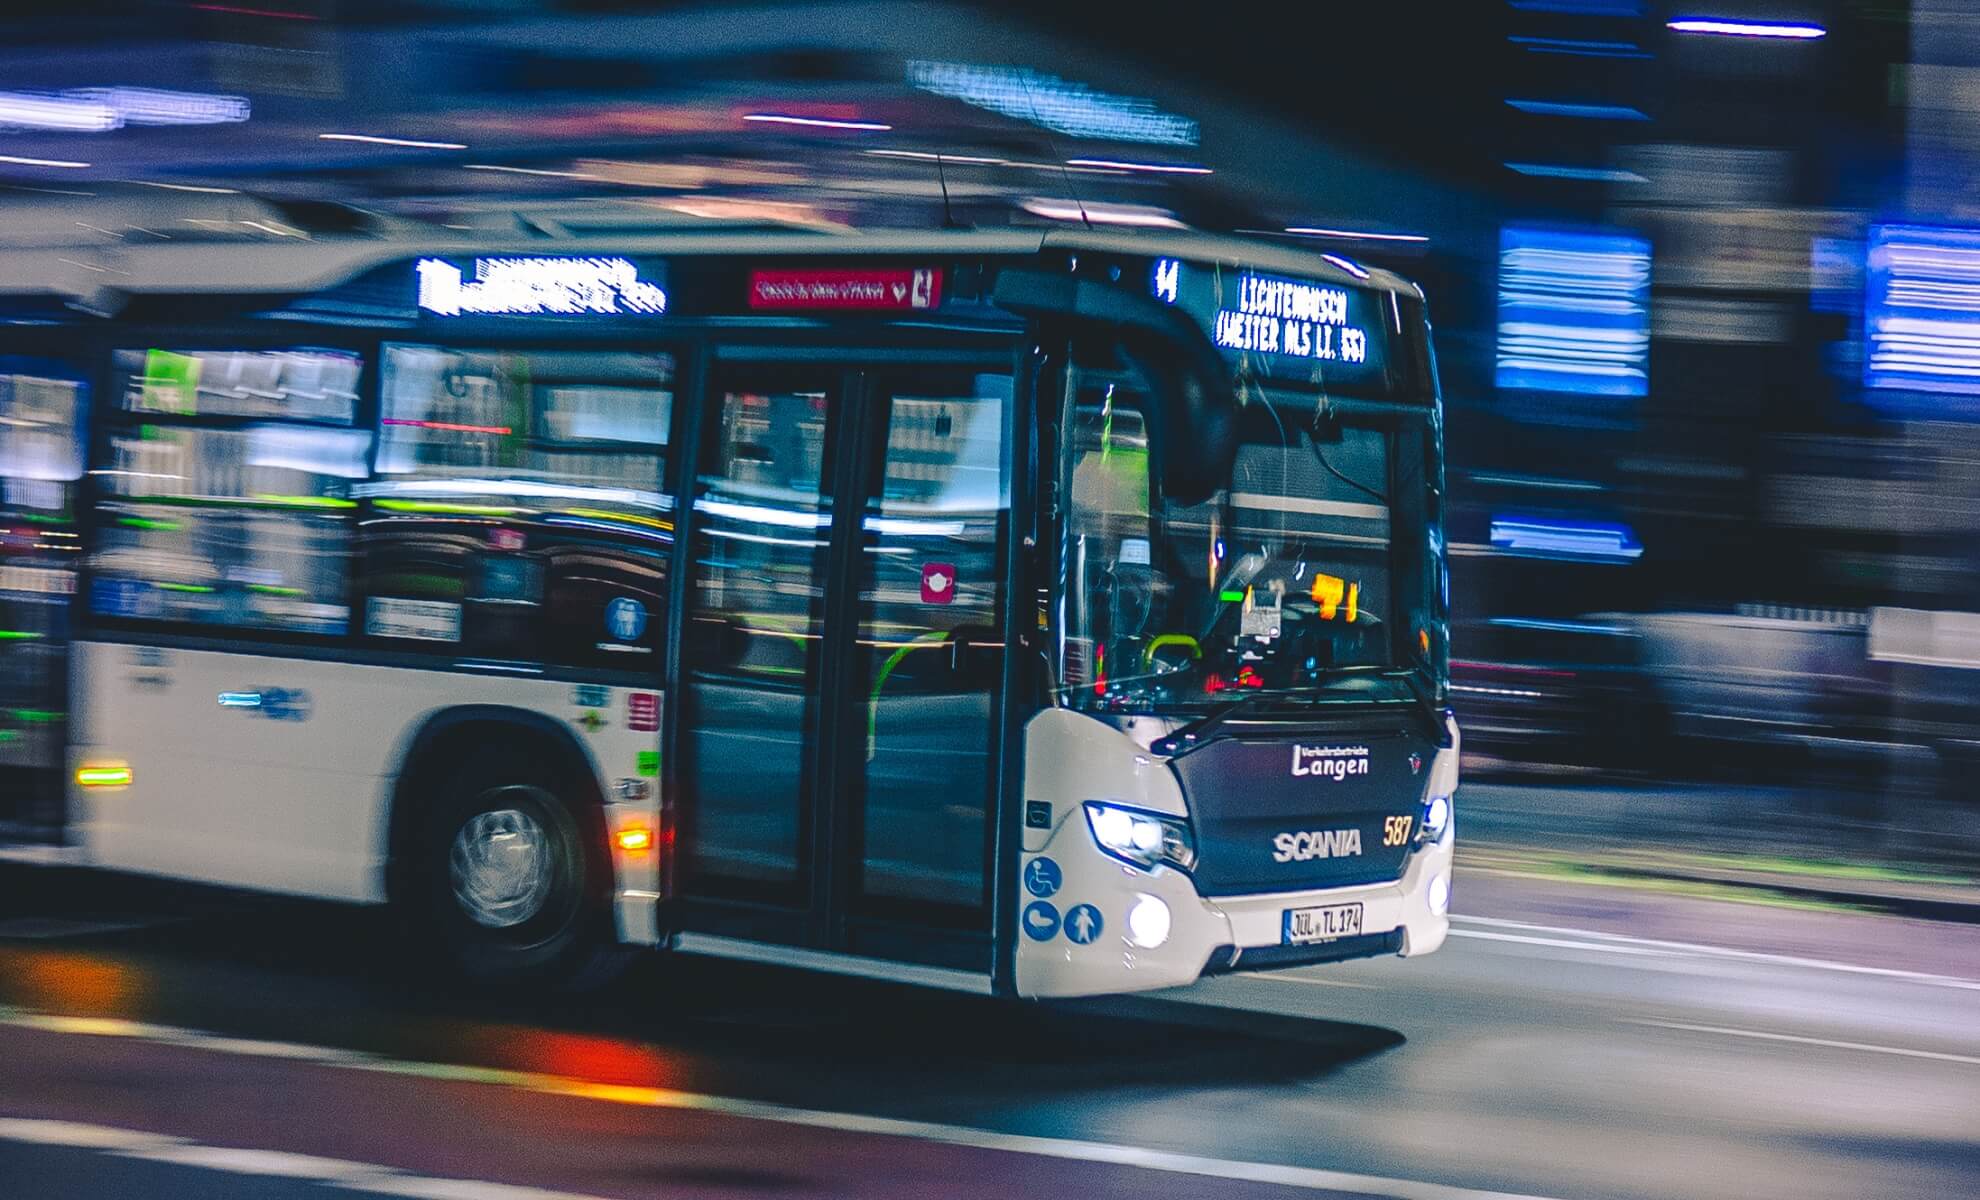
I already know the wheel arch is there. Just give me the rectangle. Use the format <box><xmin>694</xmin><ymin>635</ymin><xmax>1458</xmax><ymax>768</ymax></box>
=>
<box><xmin>383</xmin><ymin>705</ymin><xmax>610</xmax><ymax>908</ymax></box>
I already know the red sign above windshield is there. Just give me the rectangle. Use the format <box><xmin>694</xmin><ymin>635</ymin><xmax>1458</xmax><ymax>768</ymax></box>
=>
<box><xmin>748</xmin><ymin>268</ymin><xmax>942</xmax><ymax>310</ymax></box>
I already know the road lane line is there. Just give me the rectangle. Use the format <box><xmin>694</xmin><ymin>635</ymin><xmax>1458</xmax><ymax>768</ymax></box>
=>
<box><xmin>117</xmin><ymin>1144</ymin><xmax>399</xmax><ymax>1183</ymax></box>
<box><xmin>0</xmin><ymin>1005</ymin><xmax>1566</xmax><ymax>1200</ymax></box>
<box><xmin>0</xmin><ymin>1117</ymin><xmax>623</xmax><ymax>1200</ymax></box>
<box><xmin>1453</xmin><ymin>916</ymin><xmax>1980</xmax><ymax>991</ymax></box>
<box><xmin>1448</xmin><ymin>929</ymin><xmax>1683</xmax><ymax>958</ymax></box>
<box><xmin>1244</xmin><ymin>972</ymin><xmax>1378</xmax><ymax>989</ymax></box>
<box><xmin>1627</xmin><ymin>1020</ymin><xmax>1980</xmax><ymax>1067</ymax></box>
<box><xmin>0</xmin><ymin>1117</ymin><xmax>186</xmax><ymax>1152</ymax></box>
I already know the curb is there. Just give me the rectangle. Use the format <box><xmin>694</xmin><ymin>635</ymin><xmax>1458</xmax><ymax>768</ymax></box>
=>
<box><xmin>1580</xmin><ymin>863</ymin><xmax>1980</xmax><ymax>925</ymax></box>
<box><xmin>1460</xmin><ymin>843</ymin><xmax>1980</xmax><ymax>925</ymax></box>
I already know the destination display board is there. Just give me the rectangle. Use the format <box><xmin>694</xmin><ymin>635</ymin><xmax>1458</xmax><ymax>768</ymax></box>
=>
<box><xmin>1151</xmin><ymin>258</ymin><xmax>1391</xmax><ymax>385</ymax></box>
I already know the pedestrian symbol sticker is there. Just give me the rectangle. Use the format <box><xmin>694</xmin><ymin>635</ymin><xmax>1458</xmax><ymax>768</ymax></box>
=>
<box><xmin>606</xmin><ymin>596</ymin><xmax>648</xmax><ymax>641</ymax></box>
<box><xmin>1022</xmin><ymin>900</ymin><xmax>1060</xmax><ymax>941</ymax></box>
<box><xmin>1023</xmin><ymin>857</ymin><xmax>1062</xmax><ymax>898</ymax></box>
<box><xmin>1064</xmin><ymin>904</ymin><xmax>1103</xmax><ymax>945</ymax></box>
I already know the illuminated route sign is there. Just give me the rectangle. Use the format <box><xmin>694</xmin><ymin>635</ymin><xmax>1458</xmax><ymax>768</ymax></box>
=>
<box><xmin>747</xmin><ymin>267</ymin><xmax>943</xmax><ymax>310</ymax></box>
<box><xmin>416</xmin><ymin>257</ymin><xmax>668</xmax><ymax>318</ymax></box>
<box><xmin>1152</xmin><ymin>259</ymin><xmax>1387</xmax><ymax>382</ymax></box>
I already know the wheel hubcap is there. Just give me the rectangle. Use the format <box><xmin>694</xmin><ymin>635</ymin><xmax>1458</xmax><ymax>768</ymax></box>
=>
<box><xmin>449</xmin><ymin>806</ymin><xmax>555</xmax><ymax>929</ymax></box>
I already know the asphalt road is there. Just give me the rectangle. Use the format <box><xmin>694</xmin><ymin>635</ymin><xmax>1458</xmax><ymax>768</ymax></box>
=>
<box><xmin>2</xmin><ymin>856</ymin><xmax>1977</xmax><ymax>1200</ymax></box>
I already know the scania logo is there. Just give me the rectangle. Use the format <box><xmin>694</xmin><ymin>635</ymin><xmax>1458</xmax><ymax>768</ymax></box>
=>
<box><xmin>1290</xmin><ymin>744</ymin><xmax>1370</xmax><ymax>780</ymax></box>
<box><xmin>1273</xmin><ymin>828</ymin><xmax>1364</xmax><ymax>862</ymax></box>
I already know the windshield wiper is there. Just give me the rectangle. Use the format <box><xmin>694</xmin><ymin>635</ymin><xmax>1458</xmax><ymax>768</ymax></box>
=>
<box><xmin>1149</xmin><ymin>690</ymin><xmax>1274</xmax><ymax>756</ymax></box>
<box><xmin>1148</xmin><ymin>667</ymin><xmax>1421</xmax><ymax>756</ymax></box>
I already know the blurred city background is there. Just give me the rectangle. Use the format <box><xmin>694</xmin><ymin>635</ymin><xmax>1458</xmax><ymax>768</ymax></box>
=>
<box><xmin>6</xmin><ymin>0</ymin><xmax>1979</xmax><ymax>888</ymax></box>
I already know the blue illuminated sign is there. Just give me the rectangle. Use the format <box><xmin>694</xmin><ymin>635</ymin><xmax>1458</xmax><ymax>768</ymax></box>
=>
<box><xmin>1153</xmin><ymin>260</ymin><xmax>1387</xmax><ymax>382</ymax></box>
<box><xmin>1496</xmin><ymin>226</ymin><xmax>1650</xmax><ymax>397</ymax></box>
<box><xmin>1490</xmin><ymin>516</ymin><xmax>1643</xmax><ymax>562</ymax></box>
<box><xmin>1865</xmin><ymin>224</ymin><xmax>1980</xmax><ymax>398</ymax></box>
<box><xmin>416</xmin><ymin>257</ymin><xmax>667</xmax><ymax>318</ymax></box>
<box><xmin>905</xmin><ymin>61</ymin><xmax>1198</xmax><ymax>146</ymax></box>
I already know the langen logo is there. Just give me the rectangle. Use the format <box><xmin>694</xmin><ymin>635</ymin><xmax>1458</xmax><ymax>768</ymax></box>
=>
<box><xmin>1290</xmin><ymin>744</ymin><xmax>1370</xmax><ymax>779</ymax></box>
<box><xmin>1273</xmin><ymin>828</ymin><xmax>1364</xmax><ymax>863</ymax></box>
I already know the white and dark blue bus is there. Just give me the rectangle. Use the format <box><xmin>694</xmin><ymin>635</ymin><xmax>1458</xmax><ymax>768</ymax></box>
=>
<box><xmin>0</xmin><ymin>227</ymin><xmax>1456</xmax><ymax>997</ymax></box>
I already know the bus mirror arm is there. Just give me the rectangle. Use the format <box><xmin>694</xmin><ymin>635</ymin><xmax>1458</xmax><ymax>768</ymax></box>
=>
<box><xmin>991</xmin><ymin>269</ymin><xmax>1238</xmax><ymax>506</ymax></box>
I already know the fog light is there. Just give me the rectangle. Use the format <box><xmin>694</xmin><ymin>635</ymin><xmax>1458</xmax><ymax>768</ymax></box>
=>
<box><xmin>1127</xmin><ymin>893</ymin><xmax>1171</xmax><ymax>948</ymax></box>
<box><xmin>1427</xmin><ymin>872</ymin><xmax>1450</xmax><ymax>916</ymax></box>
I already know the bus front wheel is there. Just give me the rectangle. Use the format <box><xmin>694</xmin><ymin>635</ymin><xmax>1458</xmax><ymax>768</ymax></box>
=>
<box><xmin>410</xmin><ymin>752</ymin><xmax>616</xmax><ymax>989</ymax></box>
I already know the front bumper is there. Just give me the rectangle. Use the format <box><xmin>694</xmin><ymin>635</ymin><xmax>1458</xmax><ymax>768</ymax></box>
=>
<box><xmin>1013</xmin><ymin>824</ymin><xmax>1452</xmax><ymax>998</ymax></box>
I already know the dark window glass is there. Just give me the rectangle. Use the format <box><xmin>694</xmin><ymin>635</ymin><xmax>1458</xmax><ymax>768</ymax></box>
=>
<box><xmin>361</xmin><ymin>346</ymin><xmax>674</xmax><ymax>668</ymax></box>
<box><xmin>680</xmin><ymin>379</ymin><xmax>833</xmax><ymax>893</ymax></box>
<box><xmin>0</xmin><ymin>360</ymin><xmax>84</xmax><ymax>798</ymax></box>
<box><xmin>90</xmin><ymin>349</ymin><xmax>368</xmax><ymax>635</ymax></box>
<box><xmin>852</xmin><ymin>374</ymin><xmax>1010</xmax><ymax>912</ymax></box>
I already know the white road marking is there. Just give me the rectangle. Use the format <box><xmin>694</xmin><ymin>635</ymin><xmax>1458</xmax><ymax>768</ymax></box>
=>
<box><xmin>1246</xmin><ymin>973</ymin><xmax>1378</xmax><ymax>990</ymax></box>
<box><xmin>0</xmin><ymin>1005</ymin><xmax>1565</xmax><ymax>1200</ymax></box>
<box><xmin>1449</xmin><ymin>929</ymin><xmax>1681</xmax><ymax>958</ymax></box>
<box><xmin>118</xmin><ymin>1145</ymin><xmax>396</xmax><ymax>1183</ymax></box>
<box><xmin>1452</xmin><ymin>915</ymin><xmax>1980</xmax><ymax>991</ymax></box>
<box><xmin>0</xmin><ymin>1118</ymin><xmax>184</xmax><ymax>1152</ymax></box>
<box><xmin>1628</xmin><ymin>1020</ymin><xmax>1980</xmax><ymax>1068</ymax></box>
<box><xmin>354</xmin><ymin>1177</ymin><xmax>627</xmax><ymax>1200</ymax></box>
<box><xmin>0</xmin><ymin>1117</ymin><xmax>614</xmax><ymax>1200</ymax></box>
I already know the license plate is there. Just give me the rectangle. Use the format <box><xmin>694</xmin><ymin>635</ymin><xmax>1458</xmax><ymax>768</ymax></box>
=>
<box><xmin>1282</xmin><ymin>902</ymin><xmax>1364</xmax><ymax>945</ymax></box>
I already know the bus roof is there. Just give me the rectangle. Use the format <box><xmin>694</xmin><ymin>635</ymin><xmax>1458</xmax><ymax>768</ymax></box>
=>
<box><xmin>2</xmin><ymin>224</ymin><xmax>1421</xmax><ymax>311</ymax></box>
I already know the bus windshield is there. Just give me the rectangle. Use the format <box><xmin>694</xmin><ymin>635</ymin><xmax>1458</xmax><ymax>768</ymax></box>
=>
<box><xmin>1059</xmin><ymin>375</ymin><xmax>1434</xmax><ymax>715</ymax></box>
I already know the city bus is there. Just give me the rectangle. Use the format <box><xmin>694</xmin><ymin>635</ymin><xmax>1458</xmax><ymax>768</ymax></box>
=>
<box><xmin>0</xmin><ymin>227</ymin><xmax>1457</xmax><ymax>997</ymax></box>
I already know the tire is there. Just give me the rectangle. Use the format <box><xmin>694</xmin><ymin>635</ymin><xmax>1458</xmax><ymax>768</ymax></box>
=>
<box><xmin>408</xmin><ymin>745</ymin><xmax>621</xmax><ymax>990</ymax></box>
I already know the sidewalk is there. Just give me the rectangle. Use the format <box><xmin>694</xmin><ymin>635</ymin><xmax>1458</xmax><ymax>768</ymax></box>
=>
<box><xmin>1459</xmin><ymin>841</ymin><xmax>1980</xmax><ymax>924</ymax></box>
<box><xmin>1455</xmin><ymin>776</ymin><xmax>1980</xmax><ymax>924</ymax></box>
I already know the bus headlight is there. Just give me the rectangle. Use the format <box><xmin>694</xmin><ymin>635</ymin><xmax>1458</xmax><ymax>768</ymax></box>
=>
<box><xmin>1084</xmin><ymin>802</ymin><xmax>1195</xmax><ymax>872</ymax></box>
<box><xmin>1127</xmin><ymin>894</ymin><xmax>1172</xmax><ymax>948</ymax></box>
<box><xmin>1428</xmin><ymin>872</ymin><xmax>1451</xmax><ymax>916</ymax></box>
<box><xmin>1421</xmin><ymin>793</ymin><xmax>1452</xmax><ymax>842</ymax></box>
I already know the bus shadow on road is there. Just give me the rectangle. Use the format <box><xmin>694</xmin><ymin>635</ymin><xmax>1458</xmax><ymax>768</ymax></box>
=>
<box><xmin>469</xmin><ymin>954</ymin><xmax>1408</xmax><ymax>1100</ymax></box>
<box><xmin>0</xmin><ymin>881</ymin><xmax>1404</xmax><ymax>1101</ymax></box>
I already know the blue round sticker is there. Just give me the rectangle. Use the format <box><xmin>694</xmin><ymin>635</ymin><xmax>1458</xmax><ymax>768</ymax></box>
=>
<box><xmin>1021</xmin><ymin>900</ymin><xmax>1061</xmax><ymax>942</ymax></box>
<box><xmin>605</xmin><ymin>596</ymin><xmax>648</xmax><ymax>641</ymax></box>
<box><xmin>1064</xmin><ymin>904</ymin><xmax>1104</xmax><ymax>945</ymax></box>
<box><xmin>1022</xmin><ymin>857</ymin><xmax>1062</xmax><ymax>898</ymax></box>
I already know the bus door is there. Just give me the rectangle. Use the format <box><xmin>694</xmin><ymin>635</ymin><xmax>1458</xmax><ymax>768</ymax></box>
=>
<box><xmin>676</xmin><ymin>353</ymin><xmax>1013</xmax><ymax>974</ymax></box>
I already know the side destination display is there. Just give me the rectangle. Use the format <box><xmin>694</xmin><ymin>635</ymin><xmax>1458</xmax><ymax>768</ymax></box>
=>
<box><xmin>415</xmin><ymin>257</ymin><xmax>669</xmax><ymax>317</ymax></box>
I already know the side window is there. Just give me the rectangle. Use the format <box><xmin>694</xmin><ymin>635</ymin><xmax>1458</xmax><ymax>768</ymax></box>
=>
<box><xmin>361</xmin><ymin>347</ymin><xmax>675</xmax><ymax>668</ymax></box>
<box><xmin>0</xmin><ymin>360</ymin><xmax>85</xmax><ymax>791</ymax></box>
<box><xmin>1060</xmin><ymin>380</ymin><xmax>1153</xmax><ymax>702</ymax></box>
<box><xmin>90</xmin><ymin>348</ymin><xmax>368</xmax><ymax>635</ymax></box>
